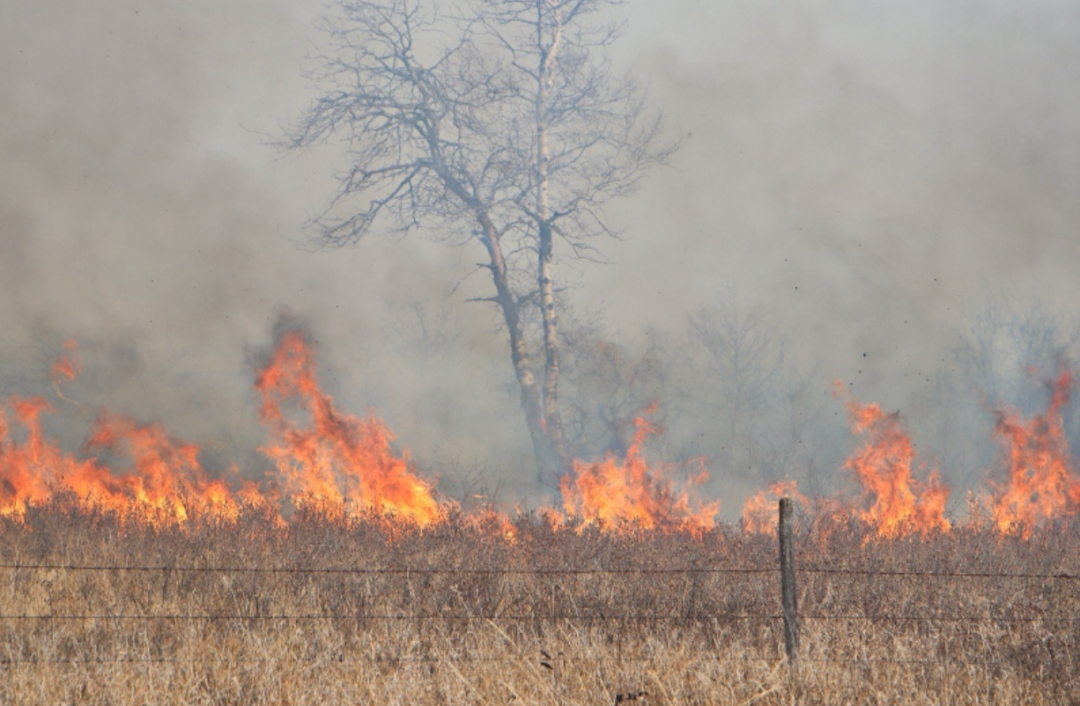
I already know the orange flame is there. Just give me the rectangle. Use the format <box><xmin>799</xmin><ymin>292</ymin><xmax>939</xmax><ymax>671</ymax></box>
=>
<box><xmin>254</xmin><ymin>331</ymin><xmax>444</xmax><ymax>528</ymax></box>
<box><xmin>837</xmin><ymin>386</ymin><xmax>951</xmax><ymax>538</ymax></box>
<box><xmin>0</xmin><ymin>397</ymin><xmax>76</xmax><ymax>516</ymax></box>
<box><xmin>80</xmin><ymin>414</ymin><xmax>243</xmax><ymax>524</ymax></box>
<box><xmin>0</xmin><ymin>395</ymin><xmax>249</xmax><ymax>526</ymax></box>
<box><xmin>741</xmin><ymin>479</ymin><xmax>810</xmax><ymax>535</ymax></box>
<box><xmin>50</xmin><ymin>339</ymin><xmax>82</xmax><ymax>384</ymax></box>
<box><xmin>558</xmin><ymin>409</ymin><xmax>719</xmax><ymax>534</ymax></box>
<box><xmin>1</xmin><ymin>333</ymin><xmax>446</xmax><ymax>530</ymax></box>
<box><xmin>989</xmin><ymin>370</ymin><xmax>1080</xmax><ymax>537</ymax></box>
<box><xmin>463</xmin><ymin>504</ymin><xmax>519</xmax><ymax>542</ymax></box>
<box><xmin>22</xmin><ymin>333</ymin><xmax>1080</xmax><ymax>544</ymax></box>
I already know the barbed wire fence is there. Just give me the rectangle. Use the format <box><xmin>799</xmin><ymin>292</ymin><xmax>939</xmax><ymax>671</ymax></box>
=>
<box><xmin>0</xmin><ymin>501</ymin><xmax>1077</xmax><ymax>670</ymax></box>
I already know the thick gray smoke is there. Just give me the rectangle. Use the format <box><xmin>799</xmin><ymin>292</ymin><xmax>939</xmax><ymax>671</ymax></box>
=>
<box><xmin>3</xmin><ymin>0</ymin><xmax>1080</xmax><ymax>515</ymax></box>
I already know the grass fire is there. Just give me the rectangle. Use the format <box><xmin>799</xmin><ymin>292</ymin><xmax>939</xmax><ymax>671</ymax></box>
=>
<box><xmin>6</xmin><ymin>332</ymin><xmax>1080</xmax><ymax>539</ymax></box>
<box><xmin>5</xmin><ymin>332</ymin><xmax>1080</xmax><ymax>702</ymax></box>
<box><xmin>6</xmin><ymin>0</ymin><xmax>1080</xmax><ymax>702</ymax></box>
<box><xmin>10</xmin><ymin>331</ymin><xmax>1080</xmax><ymax>539</ymax></box>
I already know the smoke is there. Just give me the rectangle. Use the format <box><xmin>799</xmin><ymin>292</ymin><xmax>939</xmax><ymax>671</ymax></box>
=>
<box><xmin>607</xmin><ymin>0</ymin><xmax>1080</xmax><ymax>381</ymax></box>
<box><xmin>3</xmin><ymin>0</ymin><xmax>1080</xmax><ymax>514</ymax></box>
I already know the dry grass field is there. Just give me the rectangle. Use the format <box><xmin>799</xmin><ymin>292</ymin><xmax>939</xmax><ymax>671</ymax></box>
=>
<box><xmin>0</xmin><ymin>502</ymin><xmax>1077</xmax><ymax>706</ymax></box>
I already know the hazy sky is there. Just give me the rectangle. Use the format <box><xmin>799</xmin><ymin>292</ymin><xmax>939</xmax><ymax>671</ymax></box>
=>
<box><xmin>3</xmin><ymin>0</ymin><xmax>1080</xmax><ymax>501</ymax></box>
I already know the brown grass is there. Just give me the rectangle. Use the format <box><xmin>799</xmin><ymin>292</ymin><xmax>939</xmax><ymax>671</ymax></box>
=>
<box><xmin>0</xmin><ymin>501</ymin><xmax>1078</xmax><ymax>705</ymax></box>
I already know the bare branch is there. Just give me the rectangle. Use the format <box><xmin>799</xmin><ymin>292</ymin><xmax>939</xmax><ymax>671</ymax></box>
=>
<box><xmin>281</xmin><ymin>0</ymin><xmax>680</xmax><ymax>484</ymax></box>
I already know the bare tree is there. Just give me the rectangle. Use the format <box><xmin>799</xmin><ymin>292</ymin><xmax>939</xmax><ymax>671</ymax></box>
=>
<box><xmin>948</xmin><ymin>296</ymin><xmax>1080</xmax><ymax>483</ymax></box>
<box><xmin>686</xmin><ymin>299</ymin><xmax>786</xmax><ymax>477</ymax></box>
<box><xmin>953</xmin><ymin>297</ymin><xmax>1080</xmax><ymax>414</ymax></box>
<box><xmin>558</xmin><ymin>315</ymin><xmax>668</xmax><ymax>459</ymax></box>
<box><xmin>282</xmin><ymin>0</ymin><xmax>677</xmax><ymax>485</ymax></box>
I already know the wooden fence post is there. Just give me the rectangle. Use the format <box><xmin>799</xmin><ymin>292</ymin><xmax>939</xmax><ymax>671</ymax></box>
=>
<box><xmin>779</xmin><ymin>497</ymin><xmax>799</xmax><ymax>663</ymax></box>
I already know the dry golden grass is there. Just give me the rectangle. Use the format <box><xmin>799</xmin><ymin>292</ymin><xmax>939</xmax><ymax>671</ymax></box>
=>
<box><xmin>0</xmin><ymin>501</ymin><xmax>1078</xmax><ymax>705</ymax></box>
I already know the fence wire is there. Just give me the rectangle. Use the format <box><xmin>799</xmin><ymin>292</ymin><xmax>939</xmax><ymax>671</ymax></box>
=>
<box><xmin>0</xmin><ymin>563</ymin><xmax>775</xmax><ymax>576</ymax></box>
<box><xmin>2</xmin><ymin>562</ymin><xmax>1077</xmax><ymax>580</ymax></box>
<box><xmin>0</xmin><ymin>655</ymin><xmax>1037</xmax><ymax>667</ymax></box>
<box><xmin>0</xmin><ymin>612</ymin><xmax>1076</xmax><ymax>623</ymax></box>
<box><xmin>2</xmin><ymin>560</ymin><xmax>1077</xmax><ymax>670</ymax></box>
<box><xmin>4</xmin><ymin>565</ymin><xmax>1075</xmax><ymax>582</ymax></box>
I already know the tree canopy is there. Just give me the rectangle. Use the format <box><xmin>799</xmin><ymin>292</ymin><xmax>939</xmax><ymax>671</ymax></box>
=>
<box><xmin>285</xmin><ymin>0</ymin><xmax>679</xmax><ymax>484</ymax></box>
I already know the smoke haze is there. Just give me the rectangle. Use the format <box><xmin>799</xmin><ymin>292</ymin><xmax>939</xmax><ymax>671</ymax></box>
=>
<box><xmin>3</xmin><ymin>0</ymin><xmax>1080</xmax><ymax>515</ymax></box>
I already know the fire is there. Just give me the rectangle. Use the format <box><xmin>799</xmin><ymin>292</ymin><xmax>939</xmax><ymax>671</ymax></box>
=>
<box><xmin>741</xmin><ymin>479</ymin><xmax>809</xmax><ymax>535</ymax></box>
<box><xmin>558</xmin><ymin>409</ymin><xmax>719</xmax><ymax>534</ymax></box>
<box><xmin>255</xmin><ymin>331</ymin><xmax>444</xmax><ymax>528</ymax></box>
<box><xmin>838</xmin><ymin>386</ymin><xmax>951</xmax><ymax>538</ymax></box>
<box><xmin>1</xmin><ymin>332</ymin><xmax>445</xmax><ymax>530</ymax></box>
<box><xmin>464</xmin><ymin>504</ymin><xmax>519</xmax><ymax>542</ymax></box>
<box><xmin>10</xmin><ymin>329</ymin><xmax>1080</xmax><ymax>543</ymax></box>
<box><xmin>50</xmin><ymin>339</ymin><xmax>81</xmax><ymax>384</ymax></box>
<box><xmin>989</xmin><ymin>370</ymin><xmax>1080</xmax><ymax>537</ymax></box>
<box><xmin>0</xmin><ymin>397</ymin><xmax>75</xmax><ymax>516</ymax></box>
<box><xmin>80</xmin><ymin>414</ymin><xmax>243</xmax><ymax>523</ymax></box>
<box><xmin>0</xmin><ymin>395</ymin><xmax>248</xmax><ymax>525</ymax></box>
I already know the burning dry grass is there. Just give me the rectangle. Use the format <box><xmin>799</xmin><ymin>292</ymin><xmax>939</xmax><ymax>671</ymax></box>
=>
<box><xmin>4</xmin><ymin>335</ymin><xmax>1080</xmax><ymax>702</ymax></box>
<box><xmin>990</xmin><ymin>369</ymin><xmax>1080</xmax><ymax>536</ymax></box>
<box><xmin>7</xmin><ymin>334</ymin><xmax>1080</xmax><ymax>542</ymax></box>
<box><xmin>0</xmin><ymin>507</ymin><xmax>1078</xmax><ymax>705</ymax></box>
<box><xmin>558</xmin><ymin>411</ymin><xmax>719</xmax><ymax>535</ymax></box>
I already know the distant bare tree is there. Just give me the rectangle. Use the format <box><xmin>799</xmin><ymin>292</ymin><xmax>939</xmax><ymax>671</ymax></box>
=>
<box><xmin>283</xmin><ymin>0</ymin><xmax>678</xmax><ymax>485</ymax></box>
<box><xmin>559</xmin><ymin>316</ymin><xmax>668</xmax><ymax>458</ymax></box>
<box><xmin>686</xmin><ymin>299</ymin><xmax>786</xmax><ymax>477</ymax></box>
<box><xmin>392</xmin><ymin>296</ymin><xmax>463</xmax><ymax>362</ymax></box>
<box><xmin>949</xmin><ymin>296</ymin><xmax>1080</xmax><ymax>480</ymax></box>
<box><xmin>953</xmin><ymin>297</ymin><xmax>1080</xmax><ymax>414</ymax></box>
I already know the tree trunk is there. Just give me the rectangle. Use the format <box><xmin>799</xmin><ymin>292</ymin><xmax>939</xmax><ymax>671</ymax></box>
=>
<box><xmin>534</xmin><ymin>1</ymin><xmax>568</xmax><ymax>472</ymax></box>
<box><xmin>429</xmin><ymin>142</ymin><xmax>563</xmax><ymax>486</ymax></box>
<box><xmin>476</xmin><ymin>212</ymin><xmax>563</xmax><ymax>486</ymax></box>
<box><xmin>537</xmin><ymin>222</ymin><xmax>566</xmax><ymax>467</ymax></box>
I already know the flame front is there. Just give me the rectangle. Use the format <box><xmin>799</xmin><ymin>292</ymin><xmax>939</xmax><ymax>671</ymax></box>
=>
<box><xmin>0</xmin><ymin>333</ymin><xmax>445</xmax><ymax>530</ymax></box>
<box><xmin>81</xmin><ymin>414</ymin><xmax>242</xmax><ymax>523</ymax></box>
<box><xmin>742</xmin><ymin>479</ymin><xmax>809</xmax><ymax>535</ymax></box>
<box><xmin>838</xmin><ymin>386</ymin><xmax>951</xmax><ymax>538</ymax></box>
<box><xmin>0</xmin><ymin>397</ymin><xmax>74</xmax><ymax>516</ymax></box>
<box><xmin>0</xmin><ymin>396</ymin><xmax>245</xmax><ymax>525</ymax></box>
<box><xmin>9</xmin><ymin>332</ymin><xmax>1080</xmax><ymax>542</ymax></box>
<box><xmin>255</xmin><ymin>331</ymin><xmax>443</xmax><ymax>527</ymax></box>
<box><xmin>559</xmin><ymin>411</ymin><xmax>719</xmax><ymax>534</ymax></box>
<box><xmin>990</xmin><ymin>370</ymin><xmax>1080</xmax><ymax>536</ymax></box>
